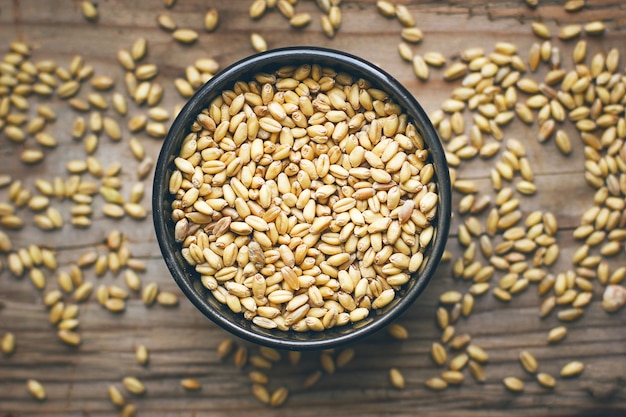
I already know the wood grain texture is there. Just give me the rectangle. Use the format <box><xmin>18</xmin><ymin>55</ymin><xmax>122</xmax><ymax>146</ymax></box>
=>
<box><xmin>0</xmin><ymin>1</ymin><xmax>625</xmax><ymax>416</ymax></box>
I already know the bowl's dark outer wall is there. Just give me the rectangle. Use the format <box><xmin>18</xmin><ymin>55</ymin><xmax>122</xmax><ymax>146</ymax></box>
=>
<box><xmin>153</xmin><ymin>47</ymin><xmax>452</xmax><ymax>351</ymax></box>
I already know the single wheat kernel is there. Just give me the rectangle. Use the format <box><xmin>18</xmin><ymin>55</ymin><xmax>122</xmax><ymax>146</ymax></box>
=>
<box><xmin>156</xmin><ymin>291</ymin><xmax>179</xmax><ymax>307</ymax></box>
<box><xmin>547</xmin><ymin>326</ymin><xmax>567</xmax><ymax>343</ymax></box>
<box><xmin>560</xmin><ymin>361</ymin><xmax>584</xmax><ymax>377</ymax></box>
<box><xmin>108</xmin><ymin>384</ymin><xmax>126</xmax><ymax>407</ymax></box>
<box><xmin>251</xmin><ymin>33</ymin><xmax>268</xmax><ymax>52</ymax></box>
<box><xmin>537</xmin><ymin>372</ymin><xmax>556</xmax><ymax>388</ymax></box>
<box><xmin>157</xmin><ymin>14</ymin><xmax>177</xmax><ymax>32</ymax></box>
<box><xmin>425</xmin><ymin>377</ymin><xmax>448</xmax><ymax>390</ymax></box>
<box><xmin>173</xmin><ymin>28</ymin><xmax>199</xmax><ymax>44</ymax></box>
<box><xmin>180</xmin><ymin>378</ymin><xmax>201</xmax><ymax>390</ymax></box>
<box><xmin>431</xmin><ymin>342</ymin><xmax>447</xmax><ymax>366</ymax></box>
<box><xmin>136</xmin><ymin>345</ymin><xmax>149</xmax><ymax>365</ymax></box>
<box><xmin>252</xmin><ymin>384</ymin><xmax>270</xmax><ymax>404</ymax></box>
<box><xmin>531</xmin><ymin>22</ymin><xmax>551</xmax><ymax>39</ymax></box>
<box><xmin>81</xmin><ymin>1</ymin><xmax>98</xmax><ymax>21</ymax></box>
<box><xmin>27</xmin><ymin>379</ymin><xmax>46</xmax><ymax>400</ymax></box>
<box><xmin>270</xmin><ymin>387</ymin><xmax>289</xmax><ymax>407</ymax></box>
<box><xmin>389</xmin><ymin>368</ymin><xmax>405</xmax><ymax>389</ymax></box>
<box><xmin>376</xmin><ymin>1</ymin><xmax>396</xmax><ymax>17</ymax></box>
<box><xmin>388</xmin><ymin>323</ymin><xmax>409</xmax><ymax>340</ymax></box>
<box><xmin>58</xmin><ymin>329</ymin><xmax>81</xmax><ymax>346</ymax></box>
<box><xmin>248</xmin><ymin>0</ymin><xmax>267</xmax><ymax>19</ymax></box>
<box><xmin>503</xmin><ymin>376</ymin><xmax>524</xmax><ymax>392</ymax></box>
<box><xmin>441</xmin><ymin>370</ymin><xmax>464</xmax><ymax>385</ymax></box>
<box><xmin>519</xmin><ymin>350</ymin><xmax>538</xmax><ymax>373</ymax></box>
<box><xmin>1</xmin><ymin>332</ymin><xmax>15</xmax><ymax>355</ymax></box>
<box><xmin>123</xmin><ymin>376</ymin><xmax>145</xmax><ymax>395</ymax></box>
<box><xmin>120</xmin><ymin>404</ymin><xmax>137</xmax><ymax>417</ymax></box>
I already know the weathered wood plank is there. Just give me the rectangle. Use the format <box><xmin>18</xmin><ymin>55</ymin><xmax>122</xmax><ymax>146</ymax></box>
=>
<box><xmin>1</xmin><ymin>1</ymin><xmax>625</xmax><ymax>416</ymax></box>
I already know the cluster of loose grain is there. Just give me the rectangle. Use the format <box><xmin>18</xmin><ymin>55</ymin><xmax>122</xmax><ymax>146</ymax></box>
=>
<box><xmin>525</xmin><ymin>0</ymin><xmax>586</xmax><ymax>13</ymax></box>
<box><xmin>0</xmin><ymin>39</ymin><xmax>166</xmax><ymax>230</ymax></box>
<box><xmin>0</xmin><ymin>5</ymin><xmax>223</xmax><ymax>414</ymax></box>
<box><xmin>155</xmin><ymin>3</ymin><xmax>219</xmax><ymax>45</ymax></box>
<box><xmin>1</xmin><ymin>228</ymin><xmax>170</xmax><ymax>348</ymax></box>
<box><xmin>416</xmin><ymin>10</ymin><xmax>625</xmax><ymax>392</ymax></box>
<box><xmin>375</xmin><ymin>1</ymin><xmax>431</xmax><ymax>73</ymax></box>
<box><xmin>208</xmin><ymin>319</ymin><xmax>411</xmax><ymax>407</ymax></box>
<box><xmin>376</xmin><ymin>0</ymin><xmax>444</xmax><ymax>77</ymax></box>
<box><xmin>215</xmin><ymin>336</ymin><xmax>365</xmax><ymax>406</ymax></box>
<box><xmin>1</xmin><ymin>220</ymin><xmax>175</xmax><ymax>414</ymax></box>
<box><xmin>248</xmin><ymin>0</ymin><xmax>344</xmax><ymax>50</ymax></box>
<box><xmin>171</xmin><ymin>63</ymin><xmax>439</xmax><ymax>331</ymax></box>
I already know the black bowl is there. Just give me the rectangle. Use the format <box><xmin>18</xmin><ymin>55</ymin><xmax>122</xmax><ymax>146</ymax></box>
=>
<box><xmin>153</xmin><ymin>47</ymin><xmax>451</xmax><ymax>351</ymax></box>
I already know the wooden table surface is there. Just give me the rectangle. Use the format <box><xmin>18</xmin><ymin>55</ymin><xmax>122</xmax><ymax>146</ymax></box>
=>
<box><xmin>1</xmin><ymin>1</ymin><xmax>625</xmax><ymax>416</ymax></box>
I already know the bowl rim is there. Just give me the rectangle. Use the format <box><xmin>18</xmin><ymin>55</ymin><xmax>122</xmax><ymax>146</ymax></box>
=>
<box><xmin>153</xmin><ymin>46</ymin><xmax>451</xmax><ymax>351</ymax></box>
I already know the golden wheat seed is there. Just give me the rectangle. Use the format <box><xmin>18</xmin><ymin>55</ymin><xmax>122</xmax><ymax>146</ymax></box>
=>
<box><xmin>204</xmin><ymin>8</ymin><xmax>219</xmax><ymax>31</ymax></box>
<box><xmin>123</xmin><ymin>376</ymin><xmax>145</xmax><ymax>395</ymax></box>
<box><xmin>215</xmin><ymin>339</ymin><xmax>234</xmax><ymax>360</ymax></box>
<box><xmin>157</xmin><ymin>291</ymin><xmax>179</xmax><ymax>307</ymax></box>
<box><xmin>503</xmin><ymin>376</ymin><xmax>524</xmax><ymax>392</ymax></box>
<box><xmin>557</xmin><ymin>308</ymin><xmax>584</xmax><ymax>321</ymax></box>
<box><xmin>444</xmin><ymin>62</ymin><xmax>468</xmax><ymax>81</ymax></box>
<box><xmin>547</xmin><ymin>326</ymin><xmax>567</xmax><ymax>344</ymax></box>
<box><xmin>395</xmin><ymin>4</ymin><xmax>415</xmax><ymax>27</ymax></box>
<box><xmin>173</xmin><ymin>29</ymin><xmax>198</xmax><ymax>44</ymax></box>
<box><xmin>466</xmin><ymin>345</ymin><xmax>488</xmax><ymax>363</ymax></box>
<box><xmin>252</xmin><ymin>384</ymin><xmax>270</xmax><ymax>404</ymax></box>
<box><xmin>559</xmin><ymin>24</ymin><xmax>582</xmax><ymax>40</ymax></box>
<box><xmin>449</xmin><ymin>353</ymin><xmax>469</xmax><ymax>371</ymax></box>
<box><xmin>425</xmin><ymin>377</ymin><xmax>448</xmax><ymax>391</ymax></box>
<box><xmin>27</xmin><ymin>379</ymin><xmax>46</xmax><ymax>400</ymax></box>
<box><xmin>467</xmin><ymin>360</ymin><xmax>485</xmax><ymax>383</ymax></box>
<box><xmin>537</xmin><ymin>372</ymin><xmax>556</xmax><ymax>388</ymax></box>
<box><xmin>290</xmin><ymin>13</ymin><xmax>312</xmax><ymax>28</ymax></box>
<box><xmin>531</xmin><ymin>22</ymin><xmax>551</xmax><ymax>39</ymax></box>
<box><xmin>584</xmin><ymin>21</ymin><xmax>605</xmax><ymax>36</ymax></box>
<box><xmin>389</xmin><ymin>368</ymin><xmax>405</xmax><ymax>389</ymax></box>
<box><xmin>81</xmin><ymin>1</ymin><xmax>98</xmax><ymax>21</ymax></box>
<box><xmin>560</xmin><ymin>361</ymin><xmax>584</xmax><ymax>378</ymax></box>
<box><xmin>431</xmin><ymin>342</ymin><xmax>447</xmax><ymax>366</ymax></box>
<box><xmin>135</xmin><ymin>64</ymin><xmax>158</xmax><ymax>81</ymax></box>
<box><xmin>250</xmin><ymin>0</ymin><xmax>266</xmax><ymax>19</ymax></box>
<box><xmin>1</xmin><ymin>332</ymin><xmax>15</xmax><ymax>355</ymax></box>
<box><xmin>108</xmin><ymin>384</ymin><xmax>126</xmax><ymax>407</ymax></box>
<box><xmin>303</xmin><ymin>370</ymin><xmax>322</xmax><ymax>388</ymax></box>
<box><xmin>441</xmin><ymin>370</ymin><xmax>464</xmax><ymax>385</ymax></box>
<box><xmin>320</xmin><ymin>352</ymin><xmax>335</xmax><ymax>374</ymax></box>
<box><xmin>270</xmin><ymin>387</ymin><xmax>289</xmax><ymax>407</ymax></box>
<box><xmin>441</xmin><ymin>326</ymin><xmax>456</xmax><ymax>345</ymax></box>
<box><xmin>58</xmin><ymin>329</ymin><xmax>81</xmax><ymax>346</ymax></box>
<box><xmin>401</xmin><ymin>27</ymin><xmax>423</xmax><ymax>43</ymax></box>
<box><xmin>248</xmin><ymin>371</ymin><xmax>269</xmax><ymax>385</ymax></box>
<box><xmin>564</xmin><ymin>0</ymin><xmax>585</xmax><ymax>12</ymax></box>
<box><xmin>250</xmin><ymin>33</ymin><xmax>267</xmax><ymax>52</ymax></box>
<box><xmin>120</xmin><ymin>404</ymin><xmax>136</xmax><ymax>417</ymax></box>
<box><xmin>180</xmin><ymin>378</ymin><xmax>201</xmax><ymax>390</ymax></box>
<box><xmin>104</xmin><ymin>300</ymin><xmax>126</xmax><ymax>313</ymax></box>
<box><xmin>157</xmin><ymin>14</ymin><xmax>177</xmax><ymax>31</ymax></box>
<box><xmin>136</xmin><ymin>345</ymin><xmax>149</xmax><ymax>365</ymax></box>
<box><xmin>376</xmin><ymin>0</ymin><xmax>396</xmax><ymax>17</ymax></box>
<box><xmin>388</xmin><ymin>323</ymin><xmax>408</xmax><ymax>340</ymax></box>
<box><xmin>519</xmin><ymin>350</ymin><xmax>538</xmax><ymax>374</ymax></box>
<box><xmin>174</xmin><ymin>78</ymin><xmax>194</xmax><ymax>97</ymax></box>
